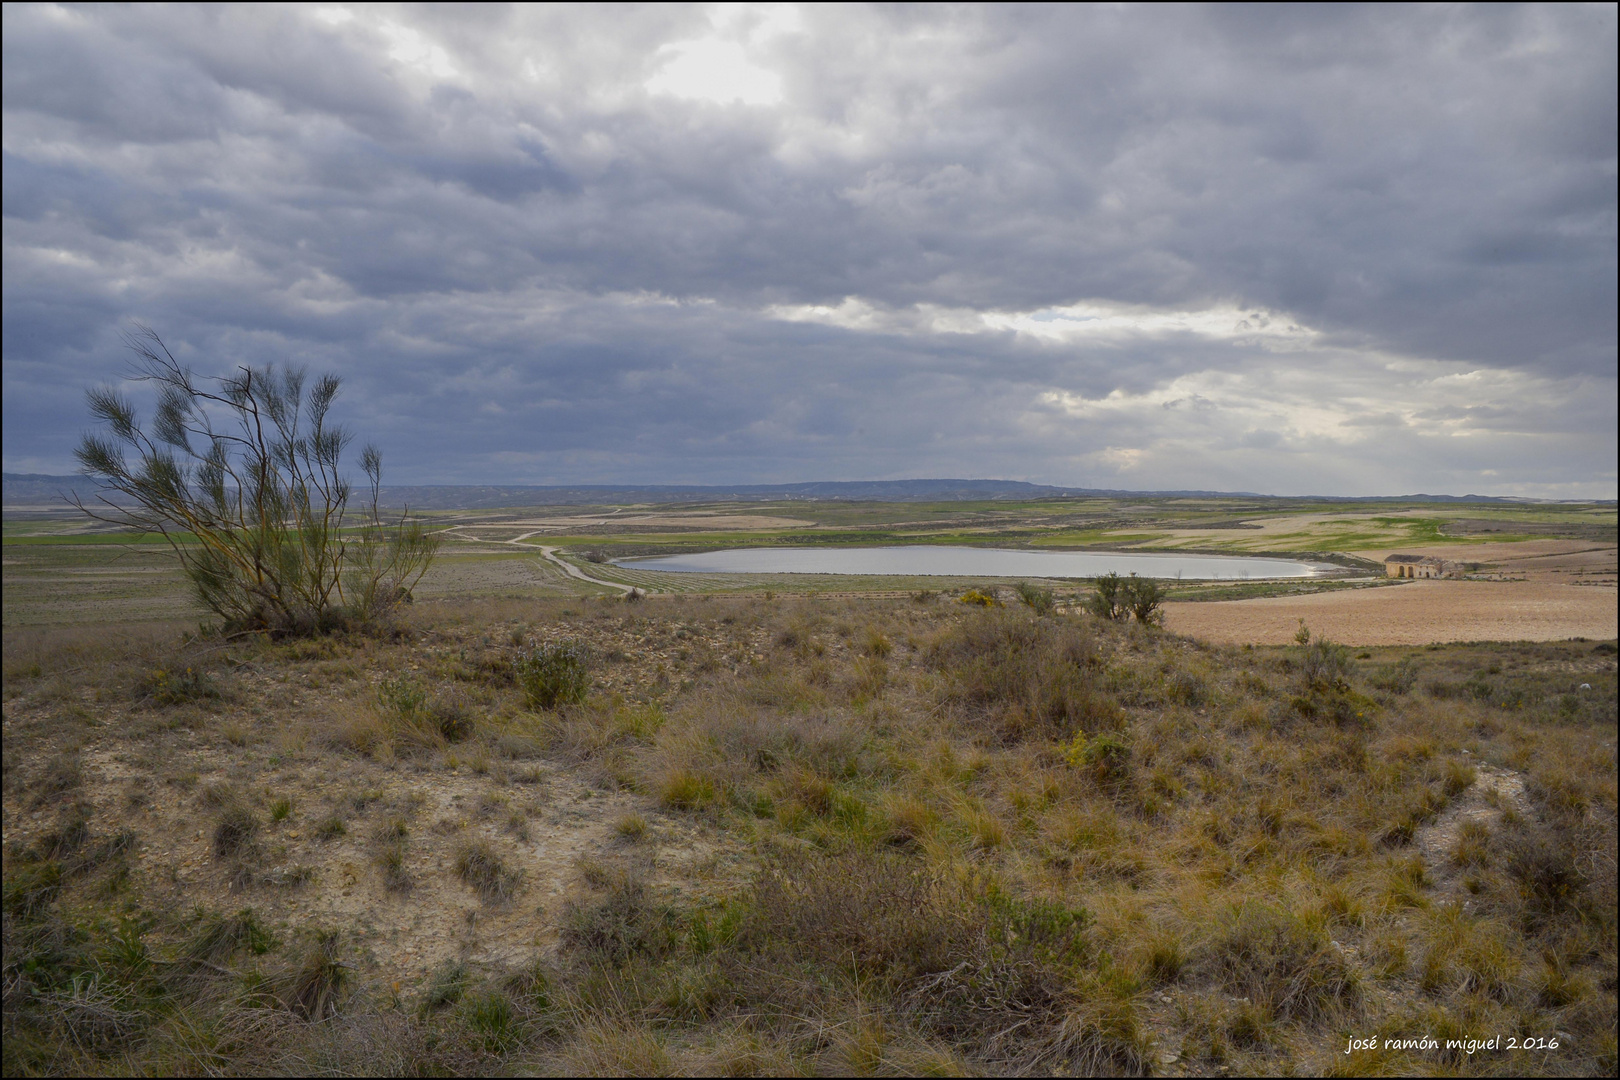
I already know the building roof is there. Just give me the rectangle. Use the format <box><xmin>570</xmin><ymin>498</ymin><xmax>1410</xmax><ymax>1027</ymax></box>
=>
<box><xmin>1384</xmin><ymin>554</ymin><xmax>1425</xmax><ymax>563</ymax></box>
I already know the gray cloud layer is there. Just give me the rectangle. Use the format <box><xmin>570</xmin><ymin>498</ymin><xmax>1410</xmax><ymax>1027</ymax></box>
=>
<box><xmin>4</xmin><ymin>3</ymin><xmax>1614</xmax><ymax>496</ymax></box>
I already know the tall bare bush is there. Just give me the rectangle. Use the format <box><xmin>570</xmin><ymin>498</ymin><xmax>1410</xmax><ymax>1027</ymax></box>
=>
<box><xmin>73</xmin><ymin>326</ymin><xmax>438</xmax><ymax>636</ymax></box>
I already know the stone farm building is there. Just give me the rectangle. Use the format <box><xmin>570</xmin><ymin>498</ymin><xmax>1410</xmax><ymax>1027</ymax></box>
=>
<box><xmin>1384</xmin><ymin>554</ymin><xmax>1458</xmax><ymax>579</ymax></box>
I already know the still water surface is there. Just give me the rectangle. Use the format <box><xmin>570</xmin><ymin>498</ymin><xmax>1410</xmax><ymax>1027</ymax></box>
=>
<box><xmin>615</xmin><ymin>546</ymin><xmax>1333</xmax><ymax>580</ymax></box>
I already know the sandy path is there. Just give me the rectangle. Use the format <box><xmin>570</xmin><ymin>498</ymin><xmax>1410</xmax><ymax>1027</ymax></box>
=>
<box><xmin>437</xmin><ymin>525</ymin><xmax>636</xmax><ymax>593</ymax></box>
<box><xmin>1164</xmin><ymin>580</ymin><xmax>1617</xmax><ymax>646</ymax></box>
<box><xmin>532</xmin><ymin>543</ymin><xmax>636</xmax><ymax>594</ymax></box>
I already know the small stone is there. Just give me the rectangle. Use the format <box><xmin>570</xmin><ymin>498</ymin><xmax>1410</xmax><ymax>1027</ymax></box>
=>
<box><xmin>1158</xmin><ymin>1050</ymin><xmax>1181</xmax><ymax>1066</ymax></box>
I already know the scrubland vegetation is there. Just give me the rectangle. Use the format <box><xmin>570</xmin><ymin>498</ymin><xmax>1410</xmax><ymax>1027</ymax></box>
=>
<box><xmin>2</xmin><ymin>593</ymin><xmax>1615</xmax><ymax>1075</ymax></box>
<box><xmin>71</xmin><ymin>328</ymin><xmax>438</xmax><ymax>637</ymax></box>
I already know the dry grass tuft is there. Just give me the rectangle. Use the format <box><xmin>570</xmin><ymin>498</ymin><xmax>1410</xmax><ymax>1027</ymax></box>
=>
<box><xmin>1207</xmin><ymin>902</ymin><xmax>1359</xmax><ymax>1022</ymax></box>
<box><xmin>283</xmin><ymin>929</ymin><xmax>348</xmax><ymax>1020</ymax></box>
<box><xmin>31</xmin><ymin>754</ymin><xmax>83</xmax><ymax>808</ymax></box>
<box><xmin>213</xmin><ymin>805</ymin><xmax>260</xmax><ymax>859</ymax></box>
<box><xmin>454</xmin><ymin>840</ymin><xmax>523</xmax><ymax>904</ymax></box>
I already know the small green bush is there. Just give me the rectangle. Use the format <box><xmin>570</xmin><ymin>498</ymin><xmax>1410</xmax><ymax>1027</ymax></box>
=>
<box><xmin>515</xmin><ymin>641</ymin><xmax>592</xmax><ymax>709</ymax></box>
<box><xmin>377</xmin><ymin>676</ymin><xmax>427</xmax><ymax>717</ymax></box>
<box><xmin>1088</xmin><ymin>573</ymin><xmax>1166</xmax><ymax>624</ymax></box>
<box><xmin>1294</xmin><ymin>621</ymin><xmax>1350</xmax><ymax>689</ymax></box>
<box><xmin>1015</xmin><ymin>580</ymin><xmax>1056</xmax><ymax>615</ymax></box>
<box><xmin>1369</xmin><ymin>657</ymin><xmax>1418</xmax><ymax>694</ymax></box>
<box><xmin>428</xmin><ymin>693</ymin><xmax>476</xmax><ymax>742</ymax></box>
<box><xmin>1063</xmin><ymin>730</ymin><xmax>1132</xmax><ymax>784</ymax></box>
<box><xmin>1123</xmin><ymin>575</ymin><xmax>1168</xmax><ymax>626</ymax></box>
<box><xmin>1088</xmin><ymin>573</ymin><xmax>1128</xmax><ymax>620</ymax></box>
<box><xmin>138</xmin><ymin>666</ymin><xmax>219</xmax><ymax>706</ymax></box>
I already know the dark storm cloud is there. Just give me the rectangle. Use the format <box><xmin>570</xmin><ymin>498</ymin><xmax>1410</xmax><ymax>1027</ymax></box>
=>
<box><xmin>2</xmin><ymin>2</ymin><xmax>1613</xmax><ymax>495</ymax></box>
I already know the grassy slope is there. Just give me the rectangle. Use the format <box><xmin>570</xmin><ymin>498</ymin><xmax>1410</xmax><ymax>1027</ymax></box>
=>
<box><xmin>2</xmin><ymin>594</ymin><xmax>1615</xmax><ymax>1076</ymax></box>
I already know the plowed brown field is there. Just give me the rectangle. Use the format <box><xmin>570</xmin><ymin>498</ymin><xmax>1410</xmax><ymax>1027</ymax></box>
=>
<box><xmin>1164</xmin><ymin>580</ymin><xmax>1618</xmax><ymax>645</ymax></box>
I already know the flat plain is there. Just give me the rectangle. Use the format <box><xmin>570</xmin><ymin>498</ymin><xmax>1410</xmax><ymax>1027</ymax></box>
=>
<box><xmin>2</xmin><ymin>495</ymin><xmax>1616</xmax><ymax>1076</ymax></box>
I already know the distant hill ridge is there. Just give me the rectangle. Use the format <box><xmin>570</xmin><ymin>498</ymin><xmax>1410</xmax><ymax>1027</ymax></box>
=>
<box><xmin>6</xmin><ymin>472</ymin><xmax>1604</xmax><ymax>509</ymax></box>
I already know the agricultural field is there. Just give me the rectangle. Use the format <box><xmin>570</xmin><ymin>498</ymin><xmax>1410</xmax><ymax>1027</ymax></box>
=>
<box><xmin>6</xmin><ymin>495</ymin><xmax>1612</xmax><ymax>638</ymax></box>
<box><xmin>3</xmin><ymin>495</ymin><xmax>1617</xmax><ymax>1076</ymax></box>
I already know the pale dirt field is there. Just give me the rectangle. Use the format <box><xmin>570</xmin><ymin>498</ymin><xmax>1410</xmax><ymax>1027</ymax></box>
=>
<box><xmin>1165</xmin><ymin>579</ymin><xmax>1618</xmax><ymax>646</ymax></box>
<box><xmin>1360</xmin><ymin>539</ymin><xmax>1617</xmax><ymax>584</ymax></box>
<box><xmin>449</xmin><ymin>511</ymin><xmax>818</xmax><ymax>532</ymax></box>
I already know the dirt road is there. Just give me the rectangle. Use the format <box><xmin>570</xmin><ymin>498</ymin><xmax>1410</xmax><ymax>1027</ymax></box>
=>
<box><xmin>531</xmin><ymin>543</ymin><xmax>636</xmax><ymax>594</ymax></box>
<box><xmin>439</xmin><ymin>525</ymin><xmax>637</xmax><ymax>593</ymax></box>
<box><xmin>1164</xmin><ymin>580</ymin><xmax>1617</xmax><ymax>646</ymax></box>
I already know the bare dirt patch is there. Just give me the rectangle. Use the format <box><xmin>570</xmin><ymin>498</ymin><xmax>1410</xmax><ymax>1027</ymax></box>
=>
<box><xmin>1415</xmin><ymin>760</ymin><xmax>1530</xmax><ymax>896</ymax></box>
<box><xmin>1164</xmin><ymin>580</ymin><xmax>1618</xmax><ymax>645</ymax></box>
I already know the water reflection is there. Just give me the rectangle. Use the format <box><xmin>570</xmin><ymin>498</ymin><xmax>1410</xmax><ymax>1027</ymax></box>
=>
<box><xmin>615</xmin><ymin>545</ymin><xmax>1332</xmax><ymax>580</ymax></box>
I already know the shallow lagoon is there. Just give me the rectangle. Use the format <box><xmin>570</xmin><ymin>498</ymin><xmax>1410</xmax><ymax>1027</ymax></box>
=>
<box><xmin>614</xmin><ymin>545</ymin><xmax>1335</xmax><ymax>580</ymax></box>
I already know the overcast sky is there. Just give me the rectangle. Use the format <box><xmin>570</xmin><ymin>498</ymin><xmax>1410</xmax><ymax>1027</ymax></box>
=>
<box><xmin>4</xmin><ymin>3</ymin><xmax>1615</xmax><ymax>497</ymax></box>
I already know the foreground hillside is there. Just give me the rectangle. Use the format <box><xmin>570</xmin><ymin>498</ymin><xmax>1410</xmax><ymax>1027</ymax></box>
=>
<box><xmin>2</xmin><ymin>595</ymin><xmax>1615</xmax><ymax>1076</ymax></box>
